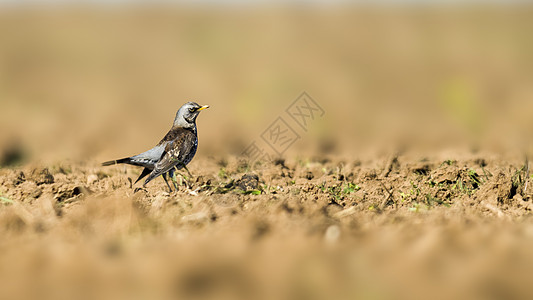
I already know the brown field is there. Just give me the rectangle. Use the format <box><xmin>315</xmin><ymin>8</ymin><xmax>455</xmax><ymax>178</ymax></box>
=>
<box><xmin>1</xmin><ymin>4</ymin><xmax>533</xmax><ymax>300</ymax></box>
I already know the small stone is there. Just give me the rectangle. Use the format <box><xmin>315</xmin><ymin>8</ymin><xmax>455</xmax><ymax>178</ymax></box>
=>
<box><xmin>324</xmin><ymin>225</ymin><xmax>341</xmax><ymax>245</ymax></box>
<box><xmin>87</xmin><ymin>174</ymin><xmax>98</xmax><ymax>185</ymax></box>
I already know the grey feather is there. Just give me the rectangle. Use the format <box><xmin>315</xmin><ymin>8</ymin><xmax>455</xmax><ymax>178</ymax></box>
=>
<box><xmin>102</xmin><ymin>101</ymin><xmax>208</xmax><ymax>192</ymax></box>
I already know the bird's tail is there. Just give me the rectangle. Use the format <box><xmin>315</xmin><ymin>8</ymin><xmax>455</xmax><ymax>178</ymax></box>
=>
<box><xmin>102</xmin><ymin>158</ymin><xmax>130</xmax><ymax>166</ymax></box>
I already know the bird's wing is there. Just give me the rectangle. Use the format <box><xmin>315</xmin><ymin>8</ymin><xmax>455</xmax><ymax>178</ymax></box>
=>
<box><xmin>103</xmin><ymin>123</ymin><xmax>187</xmax><ymax>168</ymax></box>
<box><xmin>128</xmin><ymin>144</ymin><xmax>166</xmax><ymax>168</ymax></box>
<box><xmin>143</xmin><ymin>128</ymin><xmax>196</xmax><ymax>185</ymax></box>
<box><xmin>134</xmin><ymin>167</ymin><xmax>152</xmax><ymax>184</ymax></box>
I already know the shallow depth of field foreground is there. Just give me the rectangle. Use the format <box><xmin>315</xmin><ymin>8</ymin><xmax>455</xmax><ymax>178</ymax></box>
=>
<box><xmin>1</xmin><ymin>3</ymin><xmax>533</xmax><ymax>300</ymax></box>
<box><xmin>2</xmin><ymin>153</ymin><xmax>533</xmax><ymax>300</ymax></box>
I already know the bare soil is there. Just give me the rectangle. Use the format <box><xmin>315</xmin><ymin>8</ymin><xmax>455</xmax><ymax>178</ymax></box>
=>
<box><xmin>1</xmin><ymin>152</ymin><xmax>533</xmax><ymax>300</ymax></box>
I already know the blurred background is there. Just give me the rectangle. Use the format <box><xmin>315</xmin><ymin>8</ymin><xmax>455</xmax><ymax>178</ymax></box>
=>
<box><xmin>1</xmin><ymin>1</ymin><xmax>532</xmax><ymax>165</ymax></box>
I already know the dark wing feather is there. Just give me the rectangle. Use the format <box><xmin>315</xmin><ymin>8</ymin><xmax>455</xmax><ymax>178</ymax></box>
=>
<box><xmin>143</xmin><ymin>128</ymin><xmax>196</xmax><ymax>185</ymax></box>
<box><xmin>134</xmin><ymin>167</ymin><xmax>152</xmax><ymax>184</ymax></box>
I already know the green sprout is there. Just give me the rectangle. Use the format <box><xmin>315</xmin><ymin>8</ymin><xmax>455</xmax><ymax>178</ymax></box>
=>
<box><xmin>0</xmin><ymin>194</ymin><xmax>13</xmax><ymax>204</ymax></box>
<box><xmin>218</xmin><ymin>167</ymin><xmax>228</xmax><ymax>179</ymax></box>
<box><xmin>343</xmin><ymin>183</ymin><xmax>360</xmax><ymax>194</ymax></box>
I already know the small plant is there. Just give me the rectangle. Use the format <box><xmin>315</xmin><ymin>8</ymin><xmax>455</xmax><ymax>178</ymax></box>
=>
<box><xmin>218</xmin><ymin>167</ymin><xmax>228</xmax><ymax>179</ymax></box>
<box><xmin>468</xmin><ymin>169</ymin><xmax>482</xmax><ymax>186</ymax></box>
<box><xmin>410</xmin><ymin>182</ymin><xmax>421</xmax><ymax>197</ymax></box>
<box><xmin>408</xmin><ymin>203</ymin><xmax>420</xmax><ymax>212</ymax></box>
<box><xmin>442</xmin><ymin>159</ymin><xmax>455</xmax><ymax>166</ymax></box>
<box><xmin>241</xmin><ymin>189</ymin><xmax>262</xmax><ymax>195</ymax></box>
<box><xmin>425</xmin><ymin>194</ymin><xmax>450</xmax><ymax>207</ymax></box>
<box><xmin>237</xmin><ymin>163</ymin><xmax>250</xmax><ymax>173</ymax></box>
<box><xmin>262</xmin><ymin>184</ymin><xmax>271</xmax><ymax>194</ymax></box>
<box><xmin>510</xmin><ymin>158</ymin><xmax>530</xmax><ymax>196</ymax></box>
<box><xmin>321</xmin><ymin>182</ymin><xmax>361</xmax><ymax>201</ymax></box>
<box><xmin>343</xmin><ymin>183</ymin><xmax>360</xmax><ymax>194</ymax></box>
<box><xmin>399</xmin><ymin>191</ymin><xmax>407</xmax><ymax>202</ymax></box>
<box><xmin>0</xmin><ymin>192</ymin><xmax>13</xmax><ymax>205</ymax></box>
<box><xmin>327</xmin><ymin>186</ymin><xmax>343</xmax><ymax>201</ymax></box>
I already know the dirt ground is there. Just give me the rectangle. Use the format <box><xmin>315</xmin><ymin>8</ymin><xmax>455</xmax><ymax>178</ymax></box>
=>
<box><xmin>1</xmin><ymin>150</ymin><xmax>533</xmax><ymax>300</ymax></box>
<box><xmin>1</xmin><ymin>5</ymin><xmax>533</xmax><ymax>300</ymax></box>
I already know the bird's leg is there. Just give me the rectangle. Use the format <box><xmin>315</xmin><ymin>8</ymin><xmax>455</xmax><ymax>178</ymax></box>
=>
<box><xmin>179</xmin><ymin>166</ymin><xmax>192</xmax><ymax>189</ymax></box>
<box><xmin>161</xmin><ymin>173</ymin><xmax>173</xmax><ymax>193</ymax></box>
<box><xmin>169</xmin><ymin>168</ymin><xmax>179</xmax><ymax>191</ymax></box>
<box><xmin>173</xmin><ymin>163</ymin><xmax>192</xmax><ymax>189</ymax></box>
<box><xmin>182</xmin><ymin>164</ymin><xmax>193</xmax><ymax>178</ymax></box>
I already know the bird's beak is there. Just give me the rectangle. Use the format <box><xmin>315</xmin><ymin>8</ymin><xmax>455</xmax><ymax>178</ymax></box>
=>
<box><xmin>197</xmin><ymin>105</ymin><xmax>209</xmax><ymax>111</ymax></box>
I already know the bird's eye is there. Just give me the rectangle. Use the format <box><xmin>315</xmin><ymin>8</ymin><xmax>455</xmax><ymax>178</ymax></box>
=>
<box><xmin>189</xmin><ymin>108</ymin><xmax>195</xmax><ymax>113</ymax></box>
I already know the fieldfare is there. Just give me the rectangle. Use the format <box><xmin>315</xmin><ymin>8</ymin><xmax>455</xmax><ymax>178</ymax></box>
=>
<box><xmin>102</xmin><ymin>102</ymin><xmax>209</xmax><ymax>192</ymax></box>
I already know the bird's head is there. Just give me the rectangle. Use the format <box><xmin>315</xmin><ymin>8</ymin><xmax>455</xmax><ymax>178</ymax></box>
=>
<box><xmin>174</xmin><ymin>102</ymin><xmax>209</xmax><ymax>128</ymax></box>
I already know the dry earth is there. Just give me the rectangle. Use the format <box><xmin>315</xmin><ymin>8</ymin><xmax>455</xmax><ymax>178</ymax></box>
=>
<box><xmin>1</xmin><ymin>152</ymin><xmax>533</xmax><ymax>300</ymax></box>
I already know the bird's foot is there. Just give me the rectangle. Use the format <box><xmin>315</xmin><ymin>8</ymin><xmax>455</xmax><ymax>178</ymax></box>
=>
<box><xmin>134</xmin><ymin>187</ymin><xmax>148</xmax><ymax>193</ymax></box>
<box><xmin>176</xmin><ymin>164</ymin><xmax>193</xmax><ymax>179</ymax></box>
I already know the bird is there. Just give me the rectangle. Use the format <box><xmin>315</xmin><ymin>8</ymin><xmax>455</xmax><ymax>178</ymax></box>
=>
<box><xmin>102</xmin><ymin>102</ymin><xmax>209</xmax><ymax>192</ymax></box>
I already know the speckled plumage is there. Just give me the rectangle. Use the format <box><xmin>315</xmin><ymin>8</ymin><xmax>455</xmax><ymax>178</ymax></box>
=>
<box><xmin>102</xmin><ymin>102</ymin><xmax>209</xmax><ymax>191</ymax></box>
